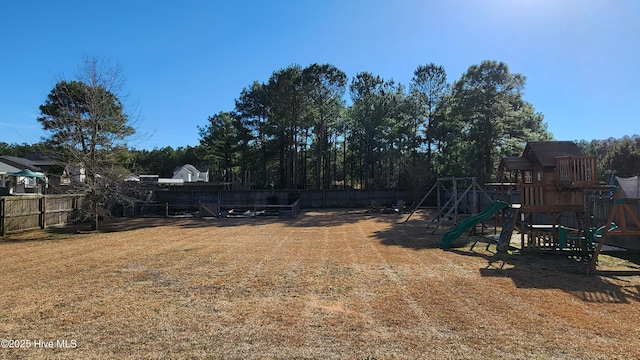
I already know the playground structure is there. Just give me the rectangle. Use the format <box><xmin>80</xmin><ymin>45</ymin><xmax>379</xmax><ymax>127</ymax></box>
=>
<box><xmin>435</xmin><ymin>141</ymin><xmax>635</xmax><ymax>255</ymax></box>
<box><xmin>404</xmin><ymin>177</ymin><xmax>495</xmax><ymax>230</ymax></box>
<box><xmin>494</xmin><ymin>141</ymin><xmax>601</xmax><ymax>252</ymax></box>
<box><xmin>440</xmin><ymin>200</ymin><xmax>509</xmax><ymax>249</ymax></box>
<box><xmin>405</xmin><ymin>177</ymin><xmax>511</xmax><ymax>249</ymax></box>
<box><xmin>588</xmin><ymin>177</ymin><xmax>640</xmax><ymax>270</ymax></box>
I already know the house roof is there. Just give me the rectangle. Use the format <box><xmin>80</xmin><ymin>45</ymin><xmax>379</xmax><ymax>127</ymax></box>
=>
<box><xmin>0</xmin><ymin>161</ymin><xmax>21</xmax><ymax>174</ymax></box>
<box><xmin>523</xmin><ymin>141</ymin><xmax>583</xmax><ymax>167</ymax></box>
<box><xmin>173</xmin><ymin>164</ymin><xmax>200</xmax><ymax>177</ymax></box>
<box><xmin>24</xmin><ymin>153</ymin><xmax>57</xmax><ymax>168</ymax></box>
<box><xmin>0</xmin><ymin>155</ymin><xmax>42</xmax><ymax>171</ymax></box>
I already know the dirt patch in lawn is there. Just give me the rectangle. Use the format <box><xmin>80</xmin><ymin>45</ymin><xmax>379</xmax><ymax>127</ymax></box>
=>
<box><xmin>1</xmin><ymin>210</ymin><xmax>639</xmax><ymax>359</ymax></box>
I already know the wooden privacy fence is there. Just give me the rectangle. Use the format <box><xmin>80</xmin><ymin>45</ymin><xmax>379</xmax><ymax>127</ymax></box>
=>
<box><xmin>0</xmin><ymin>195</ymin><xmax>84</xmax><ymax>236</ymax></box>
<box><xmin>154</xmin><ymin>188</ymin><xmax>415</xmax><ymax>210</ymax></box>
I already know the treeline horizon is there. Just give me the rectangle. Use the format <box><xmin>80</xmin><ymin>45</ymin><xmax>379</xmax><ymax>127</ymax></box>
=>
<box><xmin>3</xmin><ymin>60</ymin><xmax>640</xmax><ymax>191</ymax></box>
<box><xmin>3</xmin><ymin>135</ymin><xmax>640</xmax><ymax>188</ymax></box>
<box><xmin>176</xmin><ymin>60</ymin><xmax>552</xmax><ymax>190</ymax></box>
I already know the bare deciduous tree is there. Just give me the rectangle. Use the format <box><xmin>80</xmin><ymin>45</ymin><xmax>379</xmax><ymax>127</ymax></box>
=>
<box><xmin>38</xmin><ymin>57</ymin><xmax>135</xmax><ymax>230</ymax></box>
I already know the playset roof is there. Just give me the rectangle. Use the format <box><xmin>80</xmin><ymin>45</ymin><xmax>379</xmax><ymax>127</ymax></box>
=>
<box><xmin>523</xmin><ymin>141</ymin><xmax>582</xmax><ymax>167</ymax></box>
<box><xmin>500</xmin><ymin>141</ymin><xmax>583</xmax><ymax>171</ymax></box>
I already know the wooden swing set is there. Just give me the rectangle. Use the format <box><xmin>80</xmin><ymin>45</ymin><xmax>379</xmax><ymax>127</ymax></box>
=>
<box><xmin>589</xmin><ymin>186</ymin><xmax>640</xmax><ymax>271</ymax></box>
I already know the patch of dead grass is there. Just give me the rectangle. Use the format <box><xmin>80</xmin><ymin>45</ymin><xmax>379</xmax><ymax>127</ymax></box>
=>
<box><xmin>1</xmin><ymin>211</ymin><xmax>639</xmax><ymax>359</ymax></box>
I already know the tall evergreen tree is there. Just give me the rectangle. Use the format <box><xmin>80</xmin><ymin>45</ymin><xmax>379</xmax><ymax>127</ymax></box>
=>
<box><xmin>449</xmin><ymin>60</ymin><xmax>550</xmax><ymax>182</ymax></box>
<box><xmin>37</xmin><ymin>57</ymin><xmax>135</xmax><ymax>230</ymax></box>
<box><xmin>302</xmin><ymin>64</ymin><xmax>347</xmax><ymax>189</ymax></box>
<box><xmin>410</xmin><ymin>63</ymin><xmax>449</xmax><ymax>175</ymax></box>
<box><xmin>348</xmin><ymin>72</ymin><xmax>397</xmax><ymax>189</ymax></box>
<box><xmin>235</xmin><ymin>81</ymin><xmax>272</xmax><ymax>187</ymax></box>
<box><xmin>267</xmin><ymin>65</ymin><xmax>308</xmax><ymax>188</ymax></box>
<box><xmin>198</xmin><ymin>111</ymin><xmax>244</xmax><ymax>183</ymax></box>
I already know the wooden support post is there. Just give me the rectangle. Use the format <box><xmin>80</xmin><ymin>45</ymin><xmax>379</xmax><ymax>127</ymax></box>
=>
<box><xmin>521</xmin><ymin>213</ymin><xmax>530</xmax><ymax>249</ymax></box>
<box><xmin>1</xmin><ymin>197</ymin><xmax>5</xmax><ymax>236</ymax></box>
<box><xmin>40</xmin><ymin>196</ymin><xmax>47</xmax><ymax>230</ymax></box>
<box><xmin>453</xmin><ymin>179</ymin><xmax>458</xmax><ymax>223</ymax></box>
<box><xmin>551</xmin><ymin>212</ymin><xmax>560</xmax><ymax>246</ymax></box>
<box><xmin>436</xmin><ymin>180</ymin><xmax>441</xmax><ymax>220</ymax></box>
<box><xmin>472</xmin><ymin>177</ymin><xmax>477</xmax><ymax>215</ymax></box>
<box><xmin>617</xmin><ymin>203</ymin><xmax>627</xmax><ymax>231</ymax></box>
<box><xmin>588</xmin><ymin>201</ymin><xmax>619</xmax><ymax>272</ymax></box>
<box><xmin>403</xmin><ymin>182</ymin><xmax>437</xmax><ymax>223</ymax></box>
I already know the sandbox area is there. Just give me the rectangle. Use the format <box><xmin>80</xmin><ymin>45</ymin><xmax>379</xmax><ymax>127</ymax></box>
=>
<box><xmin>1</xmin><ymin>210</ymin><xmax>639</xmax><ymax>359</ymax></box>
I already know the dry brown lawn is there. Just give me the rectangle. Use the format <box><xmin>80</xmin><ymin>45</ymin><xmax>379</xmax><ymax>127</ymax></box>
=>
<box><xmin>1</xmin><ymin>210</ymin><xmax>639</xmax><ymax>359</ymax></box>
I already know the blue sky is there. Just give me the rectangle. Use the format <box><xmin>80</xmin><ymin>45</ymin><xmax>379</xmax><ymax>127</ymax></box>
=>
<box><xmin>1</xmin><ymin>0</ymin><xmax>638</xmax><ymax>150</ymax></box>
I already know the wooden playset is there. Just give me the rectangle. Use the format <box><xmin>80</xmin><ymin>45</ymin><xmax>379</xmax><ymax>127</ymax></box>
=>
<box><xmin>588</xmin><ymin>179</ymin><xmax>640</xmax><ymax>270</ymax></box>
<box><xmin>495</xmin><ymin>141</ymin><xmax>601</xmax><ymax>252</ymax></box>
<box><xmin>411</xmin><ymin>141</ymin><xmax>638</xmax><ymax>269</ymax></box>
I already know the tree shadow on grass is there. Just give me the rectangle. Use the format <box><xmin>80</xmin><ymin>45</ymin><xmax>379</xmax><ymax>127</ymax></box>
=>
<box><xmin>1</xmin><ymin>209</ymin><xmax>384</xmax><ymax>243</ymax></box>
<box><xmin>0</xmin><ymin>217</ymin><xmax>190</xmax><ymax>243</ymax></box>
<box><xmin>376</xmin><ymin>219</ymin><xmax>452</xmax><ymax>249</ymax></box>
<box><xmin>0</xmin><ymin>225</ymin><xmax>80</xmax><ymax>243</ymax></box>
<box><xmin>174</xmin><ymin>209</ymin><xmax>392</xmax><ymax>230</ymax></box>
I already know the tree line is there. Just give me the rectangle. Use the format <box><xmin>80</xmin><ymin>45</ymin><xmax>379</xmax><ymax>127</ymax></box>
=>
<box><xmin>5</xmin><ymin>134</ymin><xmax>639</xmax><ymax>185</ymax></box>
<box><xmin>120</xmin><ymin>135</ymin><xmax>640</xmax><ymax>187</ymax></box>
<box><xmin>3</xmin><ymin>57</ymin><xmax>638</xmax><ymax>231</ymax></box>
<box><xmin>576</xmin><ymin>135</ymin><xmax>640</xmax><ymax>180</ymax></box>
<box><xmin>4</xmin><ymin>59</ymin><xmax>640</xmax><ymax>194</ymax></box>
<box><xmin>173</xmin><ymin>60</ymin><xmax>552</xmax><ymax>190</ymax></box>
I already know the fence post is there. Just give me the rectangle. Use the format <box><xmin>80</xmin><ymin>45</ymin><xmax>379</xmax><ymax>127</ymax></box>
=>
<box><xmin>322</xmin><ymin>189</ymin><xmax>326</xmax><ymax>208</ymax></box>
<box><xmin>165</xmin><ymin>202</ymin><xmax>169</xmax><ymax>217</ymax></box>
<box><xmin>72</xmin><ymin>196</ymin><xmax>78</xmax><ymax>224</ymax></box>
<box><xmin>40</xmin><ymin>196</ymin><xmax>47</xmax><ymax>230</ymax></box>
<box><xmin>1</xmin><ymin>197</ymin><xmax>5</xmax><ymax>236</ymax></box>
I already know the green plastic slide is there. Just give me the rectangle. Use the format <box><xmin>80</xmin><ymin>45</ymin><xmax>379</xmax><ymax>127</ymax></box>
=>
<box><xmin>440</xmin><ymin>201</ymin><xmax>510</xmax><ymax>249</ymax></box>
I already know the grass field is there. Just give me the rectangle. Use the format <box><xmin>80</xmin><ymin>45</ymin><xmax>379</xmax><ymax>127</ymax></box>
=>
<box><xmin>1</xmin><ymin>210</ymin><xmax>639</xmax><ymax>359</ymax></box>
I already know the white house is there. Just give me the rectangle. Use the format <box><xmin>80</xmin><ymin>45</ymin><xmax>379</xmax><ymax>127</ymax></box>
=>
<box><xmin>0</xmin><ymin>161</ymin><xmax>20</xmax><ymax>190</ymax></box>
<box><xmin>60</xmin><ymin>164</ymin><xmax>86</xmax><ymax>185</ymax></box>
<box><xmin>172</xmin><ymin>164</ymin><xmax>209</xmax><ymax>182</ymax></box>
<box><xmin>0</xmin><ymin>155</ymin><xmax>48</xmax><ymax>195</ymax></box>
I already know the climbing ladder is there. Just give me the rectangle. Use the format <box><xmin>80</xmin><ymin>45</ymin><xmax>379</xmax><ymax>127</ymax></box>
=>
<box><xmin>497</xmin><ymin>205</ymin><xmax>520</xmax><ymax>252</ymax></box>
